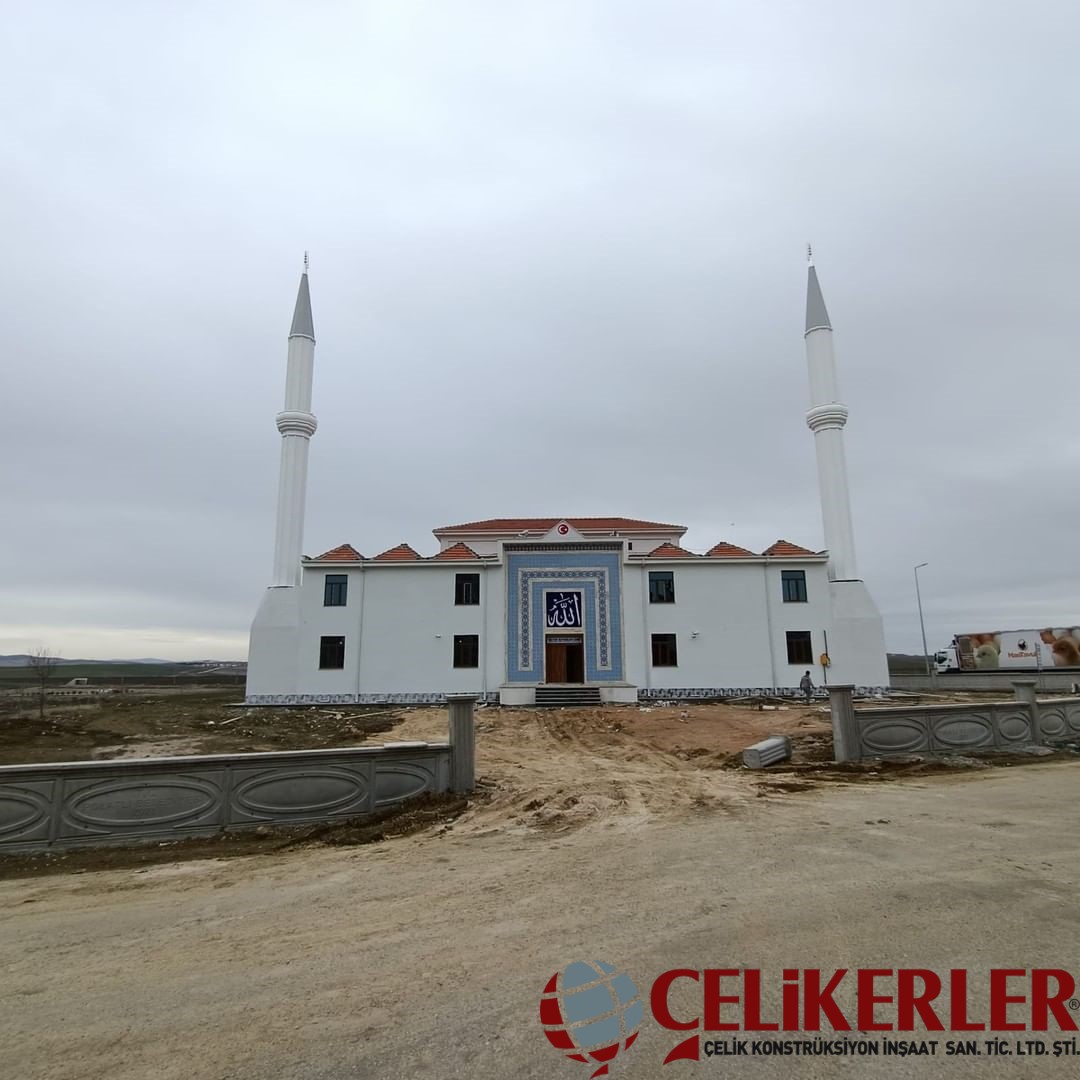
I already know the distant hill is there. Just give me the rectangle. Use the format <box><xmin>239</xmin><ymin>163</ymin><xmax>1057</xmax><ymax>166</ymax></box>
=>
<box><xmin>0</xmin><ymin>655</ymin><xmax>176</xmax><ymax>667</ymax></box>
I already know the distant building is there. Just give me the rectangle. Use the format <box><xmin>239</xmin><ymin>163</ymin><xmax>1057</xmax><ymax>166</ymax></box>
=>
<box><xmin>246</xmin><ymin>262</ymin><xmax>888</xmax><ymax>705</ymax></box>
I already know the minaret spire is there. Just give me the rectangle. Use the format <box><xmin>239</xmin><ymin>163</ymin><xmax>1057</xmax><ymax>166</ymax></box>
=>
<box><xmin>271</xmin><ymin>263</ymin><xmax>318</xmax><ymax>586</ymax></box>
<box><xmin>803</xmin><ymin>255</ymin><xmax>857</xmax><ymax>581</ymax></box>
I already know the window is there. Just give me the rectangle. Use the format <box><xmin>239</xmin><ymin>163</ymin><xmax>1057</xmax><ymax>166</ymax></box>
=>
<box><xmin>786</xmin><ymin>631</ymin><xmax>813</xmax><ymax>665</ymax></box>
<box><xmin>648</xmin><ymin>571</ymin><xmax>675</xmax><ymax>604</ymax></box>
<box><xmin>319</xmin><ymin>635</ymin><xmax>345</xmax><ymax>669</ymax></box>
<box><xmin>781</xmin><ymin>570</ymin><xmax>807</xmax><ymax>603</ymax></box>
<box><xmin>453</xmin><ymin>634</ymin><xmax>479</xmax><ymax>668</ymax></box>
<box><xmin>651</xmin><ymin>633</ymin><xmax>678</xmax><ymax>666</ymax></box>
<box><xmin>455</xmin><ymin>573</ymin><xmax>480</xmax><ymax>606</ymax></box>
<box><xmin>323</xmin><ymin>574</ymin><xmax>348</xmax><ymax>607</ymax></box>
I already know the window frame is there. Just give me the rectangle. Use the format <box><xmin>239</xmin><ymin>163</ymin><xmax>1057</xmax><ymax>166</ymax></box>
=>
<box><xmin>786</xmin><ymin>631</ymin><xmax>813</xmax><ymax>665</ymax></box>
<box><xmin>648</xmin><ymin>570</ymin><xmax>676</xmax><ymax>605</ymax></box>
<box><xmin>453</xmin><ymin>634</ymin><xmax>479</xmax><ymax>669</ymax></box>
<box><xmin>651</xmin><ymin>633</ymin><xmax>678</xmax><ymax>667</ymax></box>
<box><xmin>454</xmin><ymin>573</ymin><xmax>480</xmax><ymax>606</ymax></box>
<box><xmin>781</xmin><ymin>569</ymin><xmax>808</xmax><ymax>604</ymax></box>
<box><xmin>319</xmin><ymin>635</ymin><xmax>346</xmax><ymax>670</ymax></box>
<box><xmin>323</xmin><ymin>574</ymin><xmax>348</xmax><ymax>607</ymax></box>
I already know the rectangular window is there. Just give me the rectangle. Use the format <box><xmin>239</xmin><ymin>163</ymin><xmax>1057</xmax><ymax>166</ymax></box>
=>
<box><xmin>651</xmin><ymin>633</ymin><xmax>678</xmax><ymax>666</ymax></box>
<box><xmin>455</xmin><ymin>573</ymin><xmax>480</xmax><ymax>606</ymax></box>
<box><xmin>781</xmin><ymin>570</ymin><xmax>807</xmax><ymax>603</ymax></box>
<box><xmin>323</xmin><ymin>574</ymin><xmax>348</xmax><ymax>607</ymax></box>
<box><xmin>648</xmin><ymin>571</ymin><xmax>675</xmax><ymax>604</ymax></box>
<box><xmin>319</xmin><ymin>635</ymin><xmax>345</xmax><ymax>670</ymax></box>
<box><xmin>786</xmin><ymin>631</ymin><xmax>813</xmax><ymax>665</ymax></box>
<box><xmin>453</xmin><ymin>634</ymin><xmax>479</xmax><ymax>668</ymax></box>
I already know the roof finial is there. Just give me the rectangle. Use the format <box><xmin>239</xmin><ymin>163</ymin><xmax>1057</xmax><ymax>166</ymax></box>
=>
<box><xmin>303</xmin><ymin>250</ymin><xmax>310</xmax><ymax>274</ymax></box>
<box><xmin>807</xmin><ymin>242</ymin><xmax>814</xmax><ymax>267</ymax></box>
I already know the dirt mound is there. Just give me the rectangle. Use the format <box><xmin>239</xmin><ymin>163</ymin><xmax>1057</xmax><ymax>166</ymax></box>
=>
<box><xmin>0</xmin><ymin>690</ymin><xmax>405</xmax><ymax>765</ymax></box>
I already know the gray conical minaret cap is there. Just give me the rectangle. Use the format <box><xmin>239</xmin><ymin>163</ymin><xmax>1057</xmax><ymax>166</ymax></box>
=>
<box><xmin>805</xmin><ymin>264</ymin><xmax>831</xmax><ymax>334</ymax></box>
<box><xmin>289</xmin><ymin>272</ymin><xmax>315</xmax><ymax>341</ymax></box>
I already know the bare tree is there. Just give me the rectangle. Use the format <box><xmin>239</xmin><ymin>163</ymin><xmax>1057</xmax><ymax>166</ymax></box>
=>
<box><xmin>27</xmin><ymin>647</ymin><xmax>59</xmax><ymax>721</ymax></box>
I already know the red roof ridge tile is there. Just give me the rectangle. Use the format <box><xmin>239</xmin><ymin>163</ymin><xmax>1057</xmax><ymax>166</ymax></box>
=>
<box><xmin>762</xmin><ymin>539</ymin><xmax>818</xmax><ymax>557</ymax></box>
<box><xmin>434</xmin><ymin>516</ymin><xmax>685</xmax><ymax>534</ymax></box>
<box><xmin>431</xmin><ymin>542</ymin><xmax>481</xmax><ymax>561</ymax></box>
<box><xmin>313</xmin><ymin>543</ymin><xmax>364</xmax><ymax>562</ymax></box>
<box><xmin>647</xmin><ymin>542</ymin><xmax>698</xmax><ymax>558</ymax></box>
<box><xmin>705</xmin><ymin>541</ymin><xmax>756</xmax><ymax>558</ymax></box>
<box><xmin>373</xmin><ymin>543</ymin><xmax>422</xmax><ymax>561</ymax></box>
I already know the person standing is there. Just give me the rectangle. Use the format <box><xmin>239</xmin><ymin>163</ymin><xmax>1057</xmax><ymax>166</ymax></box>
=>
<box><xmin>799</xmin><ymin>670</ymin><xmax>815</xmax><ymax>702</ymax></box>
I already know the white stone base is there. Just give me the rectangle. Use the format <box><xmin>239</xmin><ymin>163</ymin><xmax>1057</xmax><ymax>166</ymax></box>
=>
<box><xmin>824</xmin><ymin>579</ymin><xmax>890</xmax><ymax>687</ymax></box>
<box><xmin>245</xmin><ymin>587</ymin><xmax>304</xmax><ymax>700</ymax></box>
<box><xmin>599</xmin><ymin>685</ymin><xmax>639</xmax><ymax>704</ymax></box>
<box><xmin>498</xmin><ymin>686</ymin><xmax>536</xmax><ymax>707</ymax></box>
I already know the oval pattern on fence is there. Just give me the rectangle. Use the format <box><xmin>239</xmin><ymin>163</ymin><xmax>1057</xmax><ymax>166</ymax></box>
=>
<box><xmin>233</xmin><ymin>769</ymin><xmax>367</xmax><ymax>815</ymax></box>
<box><xmin>860</xmin><ymin>718</ymin><xmax>927</xmax><ymax>754</ymax></box>
<box><xmin>374</xmin><ymin>764</ymin><xmax>434</xmax><ymax>806</ymax></box>
<box><xmin>1065</xmin><ymin>703</ymin><xmax>1080</xmax><ymax>733</ymax></box>
<box><xmin>0</xmin><ymin>789</ymin><xmax>50</xmax><ymax>838</ymax></box>
<box><xmin>933</xmin><ymin>714</ymin><xmax>994</xmax><ymax>749</ymax></box>
<box><xmin>67</xmin><ymin>779</ymin><xmax>219</xmax><ymax>828</ymax></box>
<box><xmin>1038</xmin><ymin>709</ymin><xmax>1068</xmax><ymax>738</ymax></box>
<box><xmin>997</xmin><ymin>712</ymin><xmax>1031</xmax><ymax>743</ymax></box>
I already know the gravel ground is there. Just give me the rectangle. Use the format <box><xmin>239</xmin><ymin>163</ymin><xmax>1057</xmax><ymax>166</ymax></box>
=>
<box><xmin>3</xmin><ymin>760</ymin><xmax>1079</xmax><ymax>1079</ymax></box>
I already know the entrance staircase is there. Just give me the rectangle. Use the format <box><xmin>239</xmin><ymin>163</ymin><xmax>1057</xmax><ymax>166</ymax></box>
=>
<box><xmin>534</xmin><ymin>686</ymin><xmax>601</xmax><ymax>709</ymax></box>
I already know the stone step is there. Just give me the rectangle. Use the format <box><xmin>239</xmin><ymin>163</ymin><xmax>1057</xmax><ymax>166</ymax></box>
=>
<box><xmin>534</xmin><ymin>686</ymin><xmax>602</xmax><ymax>708</ymax></box>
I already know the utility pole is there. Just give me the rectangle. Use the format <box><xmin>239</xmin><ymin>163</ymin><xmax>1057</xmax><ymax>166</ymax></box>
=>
<box><xmin>914</xmin><ymin>562</ymin><xmax>933</xmax><ymax>684</ymax></box>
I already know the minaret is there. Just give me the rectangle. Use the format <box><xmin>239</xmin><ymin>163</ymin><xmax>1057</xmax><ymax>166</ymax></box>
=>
<box><xmin>804</xmin><ymin>250</ymin><xmax>858</xmax><ymax>581</ymax></box>
<box><xmin>271</xmin><ymin>262</ymin><xmax>317</xmax><ymax>587</ymax></box>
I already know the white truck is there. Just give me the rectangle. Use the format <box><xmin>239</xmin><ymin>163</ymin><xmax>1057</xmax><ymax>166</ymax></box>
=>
<box><xmin>934</xmin><ymin>627</ymin><xmax>1080</xmax><ymax>673</ymax></box>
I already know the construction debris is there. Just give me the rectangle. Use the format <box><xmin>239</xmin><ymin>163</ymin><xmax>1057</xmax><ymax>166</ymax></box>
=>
<box><xmin>742</xmin><ymin>734</ymin><xmax>793</xmax><ymax>769</ymax></box>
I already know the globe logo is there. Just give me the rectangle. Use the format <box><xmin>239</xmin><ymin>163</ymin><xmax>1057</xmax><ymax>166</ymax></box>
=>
<box><xmin>540</xmin><ymin>960</ymin><xmax>645</xmax><ymax>1077</ymax></box>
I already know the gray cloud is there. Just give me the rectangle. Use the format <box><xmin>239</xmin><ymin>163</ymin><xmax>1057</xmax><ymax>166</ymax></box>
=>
<box><xmin>2</xmin><ymin>1</ymin><xmax>1077</xmax><ymax>659</ymax></box>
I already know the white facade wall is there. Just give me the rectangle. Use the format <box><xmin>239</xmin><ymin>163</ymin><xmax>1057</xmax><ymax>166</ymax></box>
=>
<box><xmin>257</xmin><ymin>553</ymin><xmax>862</xmax><ymax>703</ymax></box>
<box><xmin>623</xmin><ymin>561</ymin><xmax>835</xmax><ymax>691</ymax></box>
<box><xmin>294</xmin><ymin>564</ymin><xmax>506</xmax><ymax>697</ymax></box>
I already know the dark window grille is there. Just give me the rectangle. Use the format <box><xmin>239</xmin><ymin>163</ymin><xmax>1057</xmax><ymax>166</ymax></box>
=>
<box><xmin>786</xmin><ymin>631</ymin><xmax>813</xmax><ymax>665</ymax></box>
<box><xmin>781</xmin><ymin>570</ymin><xmax>807</xmax><ymax>603</ymax></box>
<box><xmin>651</xmin><ymin>633</ymin><xmax>678</xmax><ymax>666</ymax></box>
<box><xmin>455</xmin><ymin>573</ymin><xmax>480</xmax><ymax>606</ymax></box>
<box><xmin>453</xmin><ymin>634</ymin><xmax>479</xmax><ymax>668</ymax></box>
<box><xmin>648</xmin><ymin>571</ymin><xmax>675</xmax><ymax>604</ymax></box>
<box><xmin>319</xmin><ymin>636</ymin><xmax>346</xmax><ymax>669</ymax></box>
<box><xmin>324</xmin><ymin>574</ymin><xmax>348</xmax><ymax>606</ymax></box>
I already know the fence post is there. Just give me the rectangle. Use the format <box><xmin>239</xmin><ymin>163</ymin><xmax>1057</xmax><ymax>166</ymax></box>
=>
<box><xmin>828</xmin><ymin>684</ymin><xmax>859</xmax><ymax>762</ymax></box>
<box><xmin>1012</xmin><ymin>680</ymin><xmax>1041</xmax><ymax>746</ymax></box>
<box><xmin>447</xmin><ymin>694</ymin><xmax>477</xmax><ymax>793</ymax></box>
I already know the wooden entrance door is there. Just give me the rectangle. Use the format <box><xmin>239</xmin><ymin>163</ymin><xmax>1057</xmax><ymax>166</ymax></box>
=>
<box><xmin>545</xmin><ymin>637</ymin><xmax>584</xmax><ymax>684</ymax></box>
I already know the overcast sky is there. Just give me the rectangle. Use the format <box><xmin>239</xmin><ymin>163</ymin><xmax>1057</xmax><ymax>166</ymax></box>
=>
<box><xmin>2</xmin><ymin>1</ymin><xmax>1078</xmax><ymax>660</ymax></box>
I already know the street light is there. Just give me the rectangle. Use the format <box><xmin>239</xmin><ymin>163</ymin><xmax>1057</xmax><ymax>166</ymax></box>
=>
<box><xmin>914</xmin><ymin>562</ymin><xmax>932</xmax><ymax>681</ymax></box>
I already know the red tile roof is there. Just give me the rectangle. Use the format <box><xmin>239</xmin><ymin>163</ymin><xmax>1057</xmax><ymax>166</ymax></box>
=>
<box><xmin>646</xmin><ymin>542</ymin><xmax>698</xmax><ymax>558</ymax></box>
<box><xmin>432</xmin><ymin>542</ymin><xmax>481</xmax><ymax>561</ymax></box>
<box><xmin>763</xmin><ymin>539</ymin><xmax>819</xmax><ymax>557</ymax></box>
<box><xmin>705</xmin><ymin>542</ymin><xmax>756</xmax><ymax>558</ymax></box>
<box><xmin>434</xmin><ymin>516</ymin><xmax>685</xmax><ymax>534</ymax></box>
<box><xmin>313</xmin><ymin>543</ymin><xmax>364</xmax><ymax>562</ymax></box>
<box><xmin>373</xmin><ymin>543</ymin><xmax>422</xmax><ymax>562</ymax></box>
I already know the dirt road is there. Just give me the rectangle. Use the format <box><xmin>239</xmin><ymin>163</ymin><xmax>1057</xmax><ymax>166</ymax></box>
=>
<box><xmin>4</xmin><ymin>757</ymin><xmax>1079</xmax><ymax>1079</ymax></box>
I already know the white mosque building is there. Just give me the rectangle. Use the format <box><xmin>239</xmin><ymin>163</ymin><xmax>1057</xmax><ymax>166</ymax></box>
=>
<box><xmin>245</xmin><ymin>262</ymin><xmax>889</xmax><ymax>705</ymax></box>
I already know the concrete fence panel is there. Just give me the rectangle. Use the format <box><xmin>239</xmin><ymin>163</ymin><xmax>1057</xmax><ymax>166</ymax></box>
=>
<box><xmin>830</xmin><ymin>682</ymin><xmax>1080</xmax><ymax>762</ymax></box>
<box><xmin>0</xmin><ymin>700</ymin><xmax>478</xmax><ymax>853</ymax></box>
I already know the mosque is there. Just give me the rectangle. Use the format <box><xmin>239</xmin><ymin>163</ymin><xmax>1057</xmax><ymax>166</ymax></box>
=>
<box><xmin>244</xmin><ymin>262</ymin><xmax>889</xmax><ymax>704</ymax></box>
